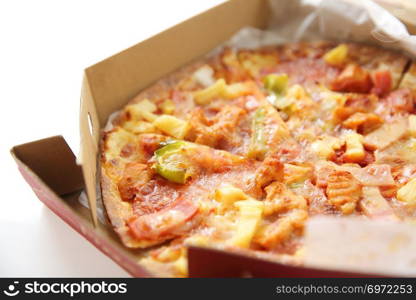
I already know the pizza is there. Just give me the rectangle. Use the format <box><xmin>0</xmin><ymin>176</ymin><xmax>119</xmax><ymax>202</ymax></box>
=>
<box><xmin>100</xmin><ymin>41</ymin><xmax>416</xmax><ymax>277</ymax></box>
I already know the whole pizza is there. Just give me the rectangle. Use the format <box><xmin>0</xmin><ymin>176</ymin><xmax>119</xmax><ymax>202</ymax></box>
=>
<box><xmin>100</xmin><ymin>41</ymin><xmax>416</xmax><ymax>277</ymax></box>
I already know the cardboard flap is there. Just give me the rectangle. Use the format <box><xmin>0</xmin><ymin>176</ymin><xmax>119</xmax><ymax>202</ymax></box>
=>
<box><xmin>80</xmin><ymin>76</ymin><xmax>100</xmax><ymax>226</ymax></box>
<box><xmin>187</xmin><ymin>246</ymin><xmax>379</xmax><ymax>278</ymax></box>
<box><xmin>11</xmin><ymin>135</ymin><xmax>153</xmax><ymax>277</ymax></box>
<box><xmin>11</xmin><ymin>135</ymin><xmax>84</xmax><ymax>196</ymax></box>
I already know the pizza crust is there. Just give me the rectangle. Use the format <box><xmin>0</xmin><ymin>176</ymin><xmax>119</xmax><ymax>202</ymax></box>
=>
<box><xmin>100</xmin><ymin>166</ymin><xmax>159</xmax><ymax>248</ymax></box>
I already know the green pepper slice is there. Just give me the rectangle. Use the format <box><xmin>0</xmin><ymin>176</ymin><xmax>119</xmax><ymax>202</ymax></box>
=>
<box><xmin>154</xmin><ymin>141</ymin><xmax>191</xmax><ymax>184</ymax></box>
<box><xmin>263</xmin><ymin>73</ymin><xmax>288</xmax><ymax>95</ymax></box>
<box><xmin>247</xmin><ymin>107</ymin><xmax>268</xmax><ymax>160</ymax></box>
<box><xmin>263</xmin><ymin>73</ymin><xmax>291</xmax><ymax>110</ymax></box>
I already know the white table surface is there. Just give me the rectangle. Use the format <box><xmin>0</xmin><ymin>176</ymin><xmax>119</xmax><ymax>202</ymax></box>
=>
<box><xmin>0</xmin><ymin>0</ymin><xmax>224</xmax><ymax>277</ymax></box>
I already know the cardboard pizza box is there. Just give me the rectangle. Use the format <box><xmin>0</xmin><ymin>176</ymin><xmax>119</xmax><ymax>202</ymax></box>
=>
<box><xmin>10</xmin><ymin>136</ymin><xmax>380</xmax><ymax>277</ymax></box>
<box><xmin>11</xmin><ymin>0</ymin><xmax>416</xmax><ymax>277</ymax></box>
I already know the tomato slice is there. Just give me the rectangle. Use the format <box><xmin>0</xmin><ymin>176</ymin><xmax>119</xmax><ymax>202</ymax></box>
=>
<box><xmin>371</xmin><ymin>70</ymin><xmax>392</xmax><ymax>96</ymax></box>
<box><xmin>128</xmin><ymin>198</ymin><xmax>198</xmax><ymax>242</ymax></box>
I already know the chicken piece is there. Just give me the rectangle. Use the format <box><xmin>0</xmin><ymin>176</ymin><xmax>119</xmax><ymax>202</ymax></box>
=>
<box><xmin>283</xmin><ymin>163</ymin><xmax>313</xmax><ymax>185</ymax></box>
<box><xmin>263</xmin><ymin>182</ymin><xmax>307</xmax><ymax>216</ymax></box>
<box><xmin>342</xmin><ymin>112</ymin><xmax>383</xmax><ymax>134</ymax></box>
<box><xmin>314</xmin><ymin>161</ymin><xmax>338</xmax><ymax>188</ymax></box>
<box><xmin>253</xmin><ymin>154</ymin><xmax>284</xmax><ymax>193</ymax></box>
<box><xmin>254</xmin><ymin>182</ymin><xmax>308</xmax><ymax>250</ymax></box>
<box><xmin>331</xmin><ymin>64</ymin><xmax>373</xmax><ymax>93</ymax></box>
<box><xmin>212</xmin><ymin>48</ymin><xmax>250</xmax><ymax>83</ymax></box>
<box><xmin>118</xmin><ymin>162</ymin><xmax>153</xmax><ymax>202</ymax></box>
<box><xmin>210</xmin><ymin>105</ymin><xmax>246</xmax><ymax>148</ymax></box>
<box><xmin>332</xmin><ymin>94</ymin><xmax>378</xmax><ymax>124</ymax></box>
<box><xmin>185</xmin><ymin>108</ymin><xmax>217</xmax><ymax>147</ymax></box>
<box><xmin>186</xmin><ymin>105</ymin><xmax>245</xmax><ymax>151</ymax></box>
<box><xmin>255</xmin><ymin>210</ymin><xmax>308</xmax><ymax>250</ymax></box>
<box><xmin>326</xmin><ymin>170</ymin><xmax>362</xmax><ymax>214</ymax></box>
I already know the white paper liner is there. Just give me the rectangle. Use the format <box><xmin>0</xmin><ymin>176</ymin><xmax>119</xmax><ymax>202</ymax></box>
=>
<box><xmin>226</xmin><ymin>0</ymin><xmax>416</xmax><ymax>54</ymax></box>
<box><xmin>305</xmin><ymin>217</ymin><xmax>416</xmax><ymax>276</ymax></box>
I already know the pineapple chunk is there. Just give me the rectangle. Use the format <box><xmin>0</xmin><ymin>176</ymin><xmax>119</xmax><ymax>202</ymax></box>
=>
<box><xmin>323</xmin><ymin>44</ymin><xmax>348</xmax><ymax>66</ymax></box>
<box><xmin>284</xmin><ymin>163</ymin><xmax>312</xmax><ymax>185</ymax></box>
<box><xmin>310</xmin><ymin>136</ymin><xmax>343</xmax><ymax>159</ymax></box>
<box><xmin>234</xmin><ymin>198</ymin><xmax>264</xmax><ymax>212</ymax></box>
<box><xmin>193</xmin><ymin>78</ymin><xmax>227</xmax><ymax>105</ymax></box>
<box><xmin>409</xmin><ymin>115</ymin><xmax>416</xmax><ymax>138</ymax></box>
<box><xmin>153</xmin><ymin>115</ymin><xmax>189</xmax><ymax>139</ymax></box>
<box><xmin>311</xmin><ymin>140</ymin><xmax>332</xmax><ymax>159</ymax></box>
<box><xmin>125</xmin><ymin>99</ymin><xmax>157</xmax><ymax>120</ymax></box>
<box><xmin>344</xmin><ymin>132</ymin><xmax>365</xmax><ymax>162</ymax></box>
<box><xmin>240</xmin><ymin>53</ymin><xmax>278</xmax><ymax>77</ymax></box>
<box><xmin>154</xmin><ymin>246</ymin><xmax>182</xmax><ymax>263</ymax></box>
<box><xmin>174</xmin><ymin>255</ymin><xmax>188</xmax><ymax>277</ymax></box>
<box><xmin>287</xmin><ymin>84</ymin><xmax>308</xmax><ymax>100</ymax></box>
<box><xmin>193</xmin><ymin>79</ymin><xmax>252</xmax><ymax>104</ymax></box>
<box><xmin>224</xmin><ymin>82</ymin><xmax>251</xmax><ymax>98</ymax></box>
<box><xmin>276</xmin><ymin>84</ymin><xmax>314</xmax><ymax>114</ymax></box>
<box><xmin>122</xmin><ymin>120</ymin><xmax>155</xmax><ymax>134</ymax></box>
<box><xmin>263</xmin><ymin>73</ymin><xmax>288</xmax><ymax>95</ymax></box>
<box><xmin>104</xmin><ymin>127</ymin><xmax>135</xmax><ymax>161</ymax></box>
<box><xmin>160</xmin><ymin>99</ymin><xmax>175</xmax><ymax>115</ymax></box>
<box><xmin>214</xmin><ymin>184</ymin><xmax>248</xmax><ymax>212</ymax></box>
<box><xmin>141</xmin><ymin>111</ymin><xmax>158</xmax><ymax>122</ymax></box>
<box><xmin>229</xmin><ymin>199</ymin><xmax>264</xmax><ymax>248</ymax></box>
<box><xmin>397</xmin><ymin>178</ymin><xmax>416</xmax><ymax>206</ymax></box>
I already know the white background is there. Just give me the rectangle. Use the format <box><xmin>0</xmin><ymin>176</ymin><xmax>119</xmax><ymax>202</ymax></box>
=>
<box><xmin>0</xmin><ymin>0</ymin><xmax>224</xmax><ymax>277</ymax></box>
